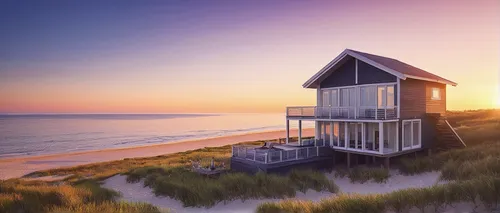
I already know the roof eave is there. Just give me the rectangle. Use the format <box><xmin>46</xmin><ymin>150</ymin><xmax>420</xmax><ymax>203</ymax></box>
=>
<box><xmin>302</xmin><ymin>50</ymin><xmax>350</xmax><ymax>88</ymax></box>
<box><xmin>404</xmin><ymin>74</ymin><xmax>458</xmax><ymax>86</ymax></box>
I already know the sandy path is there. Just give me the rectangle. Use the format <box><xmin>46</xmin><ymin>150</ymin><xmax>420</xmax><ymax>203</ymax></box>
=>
<box><xmin>0</xmin><ymin>128</ymin><xmax>313</xmax><ymax>180</ymax></box>
<box><xmin>102</xmin><ymin>171</ymin><xmax>444</xmax><ymax>213</ymax></box>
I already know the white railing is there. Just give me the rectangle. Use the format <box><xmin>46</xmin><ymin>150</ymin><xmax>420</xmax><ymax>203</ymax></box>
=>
<box><xmin>232</xmin><ymin>145</ymin><xmax>320</xmax><ymax>164</ymax></box>
<box><xmin>286</xmin><ymin>106</ymin><xmax>397</xmax><ymax>120</ymax></box>
<box><xmin>286</xmin><ymin>106</ymin><xmax>316</xmax><ymax>117</ymax></box>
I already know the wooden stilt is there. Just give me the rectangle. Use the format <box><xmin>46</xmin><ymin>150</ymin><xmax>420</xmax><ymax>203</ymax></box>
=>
<box><xmin>427</xmin><ymin>149</ymin><xmax>432</xmax><ymax>156</ymax></box>
<box><xmin>347</xmin><ymin>153</ymin><xmax>351</xmax><ymax>169</ymax></box>
<box><xmin>372</xmin><ymin>156</ymin><xmax>376</xmax><ymax>164</ymax></box>
<box><xmin>365</xmin><ymin>155</ymin><xmax>370</xmax><ymax>165</ymax></box>
<box><xmin>332</xmin><ymin>151</ymin><xmax>336</xmax><ymax>165</ymax></box>
<box><xmin>384</xmin><ymin>157</ymin><xmax>390</xmax><ymax>169</ymax></box>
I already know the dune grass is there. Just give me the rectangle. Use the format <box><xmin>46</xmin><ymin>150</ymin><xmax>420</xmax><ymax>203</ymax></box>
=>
<box><xmin>0</xmin><ymin>179</ymin><xmax>162</xmax><ymax>213</ymax></box>
<box><xmin>126</xmin><ymin>167</ymin><xmax>338</xmax><ymax>207</ymax></box>
<box><xmin>398</xmin><ymin>141</ymin><xmax>500</xmax><ymax>181</ymax></box>
<box><xmin>448</xmin><ymin>109</ymin><xmax>500</xmax><ymax>146</ymax></box>
<box><xmin>5</xmin><ymin>140</ymin><xmax>266</xmax><ymax>213</ymax></box>
<box><xmin>257</xmin><ymin>175</ymin><xmax>500</xmax><ymax>213</ymax></box>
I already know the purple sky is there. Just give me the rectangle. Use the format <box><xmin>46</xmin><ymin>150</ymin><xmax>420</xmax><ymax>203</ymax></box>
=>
<box><xmin>1</xmin><ymin>0</ymin><xmax>499</xmax><ymax>113</ymax></box>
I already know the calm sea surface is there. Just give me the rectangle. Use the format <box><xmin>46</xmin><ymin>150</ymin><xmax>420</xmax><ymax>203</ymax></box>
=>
<box><xmin>0</xmin><ymin>113</ymin><xmax>313</xmax><ymax>159</ymax></box>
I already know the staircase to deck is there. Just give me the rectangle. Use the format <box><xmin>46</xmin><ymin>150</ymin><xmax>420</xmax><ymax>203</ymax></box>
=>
<box><xmin>435</xmin><ymin>117</ymin><xmax>466</xmax><ymax>152</ymax></box>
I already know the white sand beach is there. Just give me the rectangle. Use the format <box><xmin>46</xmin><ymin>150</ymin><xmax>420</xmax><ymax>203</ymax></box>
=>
<box><xmin>0</xmin><ymin>128</ymin><xmax>313</xmax><ymax>180</ymax></box>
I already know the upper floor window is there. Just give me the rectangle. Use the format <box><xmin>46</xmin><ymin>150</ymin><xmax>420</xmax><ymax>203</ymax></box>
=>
<box><xmin>360</xmin><ymin>86</ymin><xmax>376</xmax><ymax>106</ymax></box>
<box><xmin>322</xmin><ymin>90</ymin><xmax>330</xmax><ymax>106</ymax></box>
<box><xmin>431</xmin><ymin>88</ymin><xmax>441</xmax><ymax>100</ymax></box>
<box><xmin>340</xmin><ymin>88</ymin><xmax>355</xmax><ymax>107</ymax></box>
<box><xmin>377</xmin><ymin>85</ymin><xmax>395</xmax><ymax>108</ymax></box>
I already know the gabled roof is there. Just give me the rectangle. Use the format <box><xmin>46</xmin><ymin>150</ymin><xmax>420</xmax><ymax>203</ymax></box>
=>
<box><xmin>303</xmin><ymin>49</ymin><xmax>457</xmax><ymax>88</ymax></box>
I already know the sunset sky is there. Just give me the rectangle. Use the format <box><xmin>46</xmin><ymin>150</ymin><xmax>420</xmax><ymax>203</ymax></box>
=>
<box><xmin>0</xmin><ymin>0</ymin><xmax>499</xmax><ymax>113</ymax></box>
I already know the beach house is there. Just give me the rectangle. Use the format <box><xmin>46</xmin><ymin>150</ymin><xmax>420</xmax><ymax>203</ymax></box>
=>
<box><xmin>231</xmin><ymin>49</ymin><xmax>465</xmax><ymax>172</ymax></box>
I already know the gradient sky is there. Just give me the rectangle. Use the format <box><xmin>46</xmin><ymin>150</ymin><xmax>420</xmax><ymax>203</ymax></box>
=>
<box><xmin>0</xmin><ymin>0</ymin><xmax>499</xmax><ymax>113</ymax></box>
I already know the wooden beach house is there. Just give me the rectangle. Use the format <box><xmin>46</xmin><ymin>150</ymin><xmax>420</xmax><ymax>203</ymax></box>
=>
<box><xmin>231</xmin><ymin>49</ymin><xmax>466</xmax><ymax>173</ymax></box>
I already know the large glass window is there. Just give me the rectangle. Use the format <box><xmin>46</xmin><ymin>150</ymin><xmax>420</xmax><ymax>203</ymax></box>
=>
<box><xmin>377</xmin><ymin>86</ymin><xmax>387</xmax><ymax>108</ymax></box>
<box><xmin>412</xmin><ymin>121</ymin><xmax>421</xmax><ymax>146</ymax></box>
<box><xmin>349</xmin><ymin>88</ymin><xmax>356</xmax><ymax>106</ymax></box>
<box><xmin>339</xmin><ymin>122</ymin><xmax>346</xmax><ymax>147</ymax></box>
<box><xmin>403</xmin><ymin>120</ymin><xmax>421</xmax><ymax>150</ymax></box>
<box><xmin>387</xmin><ymin>86</ymin><xmax>395</xmax><ymax>107</ymax></box>
<box><xmin>360</xmin><ymin>86</ymin><xmax>376</xmax><ymax>106</ymax></box>
<box><xmin>348</xmin><ymin>123</ymin><xmax>357</xmax><ymax>149</ymax></box>
<box><xmin>340</xmin><ymin>89</ymin><xmax>349</xmax><ymax>107</ymax></box>
<box><xmin>364</xmin><ymin>123</ymin><xmax>379</xmax><ymax>151</ymax></box>
<box><xmin>383</xmin><ymin>122</ymin><xmax>397</xmax><ymax>153</ymax></box>
<box><xmin>403</xmin><ymin>122</ymin><xmax>412</xmax><ymax>148</ymax></box>
<box><xmin>322</xmin><ymin>90</ymin><xmax>330</xmax><ymax>107</ymax></box>
<box><xmin>332</xmin><ymin>122</ymin><xmax>339</xmax><ymax>147</ymax></box>
<box><xmin>331</xmin><ymin>90</ymin><xmax>338</xmax><ymax>107</ymax></box>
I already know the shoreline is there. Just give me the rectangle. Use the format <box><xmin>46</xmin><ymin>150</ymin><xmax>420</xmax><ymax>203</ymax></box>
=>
<box><xmin>0</xmin><ymin>128</ymin><xmax>314</xmax><ymax>180</ymax></box>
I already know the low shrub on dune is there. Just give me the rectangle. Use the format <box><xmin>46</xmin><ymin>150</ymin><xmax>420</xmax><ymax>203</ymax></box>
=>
<box><xmin>126</xmin><ymin>167</ymin><xmax>338</xmax><ymax>207</ymax></box>
<box><xmin>48</xmin><ymin>201</ymin><xmax>162</xmax><ymax>213</ymax></box>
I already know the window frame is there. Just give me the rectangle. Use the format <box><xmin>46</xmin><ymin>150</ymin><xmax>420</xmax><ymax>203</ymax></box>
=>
<box><xmin>402</xmin><ymin>119</ymin><xmax>422</xmax><ymax>151</ymax></box>
<box><xmin>431</xmin><ymin>88</ymin><xmax>441</xmax><ymax>100</ymax></box>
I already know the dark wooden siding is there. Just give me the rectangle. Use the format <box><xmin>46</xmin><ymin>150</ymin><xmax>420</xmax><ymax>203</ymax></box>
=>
<box><xmin>400</xmin><ymin>78</ymin><xmax>447</xmax><ymax>119</ymax></box>
<box><xmin>320</xmin><ymin>58</ymin><xmax>356</xmax><ymax>88</ymax></box>
<box><xmin>400</xmin><ymin>78</ymin><xmax>427</xmax><ymax>119</ymax></box>
<box><xmin>400</xmin><ymin>78</ymin><xmax>447</xmax><ymax>150</ymax></box>
<box><xmin>357</xmin><ymin>60</ymin><xmax>397</xmax><ymax>84</ymax></box>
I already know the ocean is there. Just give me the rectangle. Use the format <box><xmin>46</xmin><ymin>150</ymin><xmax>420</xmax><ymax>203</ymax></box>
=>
<box><xmin>0</xmin><ymin>113</ymin><xmax>313</xmax><ymax>159</ymax></box>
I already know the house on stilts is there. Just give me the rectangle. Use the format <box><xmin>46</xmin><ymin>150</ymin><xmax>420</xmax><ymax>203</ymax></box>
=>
<box><xmin>231</xmin><ymin>49</ymin><xmax>466</xmax><ymax>173</ymax></box>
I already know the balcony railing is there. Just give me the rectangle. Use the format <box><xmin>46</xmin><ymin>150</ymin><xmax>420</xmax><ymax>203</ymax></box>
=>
<box><xmin>232</xmin><ymin>145</ymin><xmax>320</xmax><ymax>164</ymax></box>
<box><xmin>287</xmin><ymin>106</ymin><xmax>397</xmax><ymax>120</ymax></box>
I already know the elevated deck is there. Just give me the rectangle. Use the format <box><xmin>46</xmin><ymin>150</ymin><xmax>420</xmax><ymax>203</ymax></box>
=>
<box><xmin>287</xmin><ymin>106</ymin><xmax>397</xmax><ymax>120</ymax></box>
<box><xmin>231</xmin><ymin>144</ymin><xmax>333</xmax><ymax>174</ymax></box>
